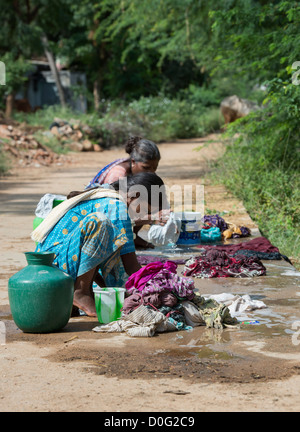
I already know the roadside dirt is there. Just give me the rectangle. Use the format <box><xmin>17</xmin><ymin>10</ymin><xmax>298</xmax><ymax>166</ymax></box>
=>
<box><xmin>1</xmin><ymin>133</ymin><xmax>300</xmax><ymax>412</ymax></box>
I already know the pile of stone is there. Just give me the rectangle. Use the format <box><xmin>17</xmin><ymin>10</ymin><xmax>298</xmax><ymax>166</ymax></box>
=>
<box><xmin>0</xmin><ymin>123</ymin><xmax>67</xmax><ymax>167</ymax></box>
<box><xmin>47</xmin><ymin>118</ymin><xmax>103</xmax><ymax>152</ymax></box>
<box><xmin>0</xmin><ymin>114</ymin><xmax>104</xmax><ymax>167</ymax></box>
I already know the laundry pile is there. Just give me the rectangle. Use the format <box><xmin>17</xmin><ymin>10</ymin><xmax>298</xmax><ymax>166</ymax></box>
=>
<box><xmin>93</xmin><ymin>261</ymin><xmax>242</xmax><ymax>337</ymax></box>
<box><xmin>202</xmin><ymin>293</ymin><xmax>267</xmax><ymax>321</ymax></box>
<box><xmin>199</xmin><ymin>236</ymin><xmax>292</xmax><ymax>264</ymax></box>
<box><xmin>125</xmin><ymin>261</ymin><xmax>195</xmax><ymax>300</ymax></box>
<box><xmin>203</xmin><ymin>214</ymin><xmax>251</xmax><ymax>240</ymax></box>
<box><xmin>92</xmin><ymin>287</ymin><xmax>268</xmax><ymax>337</ymax></box>
<box><xmin>137</xmin><ymin>236</ymin><xmax>292</xmax><ymax>272</ymax></box>
<box><xmin>183</xmin><ymin>249</ymin><xmax>267</xmax><ymax>279</ymax></box>
<box><xmin>146</xmin><ymin>212</ymin><xmax>251</xmax><ymax>248</ymax></box>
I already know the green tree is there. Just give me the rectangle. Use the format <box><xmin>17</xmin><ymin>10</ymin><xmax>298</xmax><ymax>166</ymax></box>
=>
<box><xmin>0</xmin><ymin>0</ymin><xmax>76</xmax><ymax>115</ymax></box>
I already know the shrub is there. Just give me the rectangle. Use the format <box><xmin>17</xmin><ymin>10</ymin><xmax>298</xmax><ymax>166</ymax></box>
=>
<box><xmin>214</xmin><ymin>78</ymin><xmax>300</xmax><ymax>263</ymax></box>
<box><xmin>0</xmin><ymin>142</ymin><xmax>10</xmax><ymax>175</ymax></box>
<box><xmin>13</xmin><ymin>89</ymin><xmax>223</xmax><ymax>146</ymax></box>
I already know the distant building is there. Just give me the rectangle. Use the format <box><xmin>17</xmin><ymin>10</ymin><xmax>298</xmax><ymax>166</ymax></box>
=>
<box><xmin>15</xmin><ymin>60</ymin><xmax>87</xmax><ymax>113</ymax></box>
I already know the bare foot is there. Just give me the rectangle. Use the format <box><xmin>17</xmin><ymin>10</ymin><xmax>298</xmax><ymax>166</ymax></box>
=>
<box><xmin>73</xmin><ymin>291</ymin><xmax>97</xmax><ymax>317</ymax></box>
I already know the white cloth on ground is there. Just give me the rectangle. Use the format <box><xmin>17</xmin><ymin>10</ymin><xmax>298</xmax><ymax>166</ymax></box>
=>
<box><xmin>92</xmin><ymin>304</ymin><xmax>176</xmax><ymax>337</ymax></box>
<box><xmin>203</xmin><ymin>293</ymin><xmax>267</xmax><ymax>320</ymax></box>
<box><xmin>181</xmin><ymin>300</ymin><xmax>205</xmax><ymax>327</ymax></box>
<box><xmin>147</xmin><ymin>212</ymin><xmax>181</xmax><ymax>246</ymax></box>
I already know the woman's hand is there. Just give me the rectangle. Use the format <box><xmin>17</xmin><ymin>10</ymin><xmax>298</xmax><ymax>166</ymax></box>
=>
<box><xmin>153</xmin><ymin>209</ymin><xmax>171</xmax><ymax>226</ymax></box>
<box><xmin>134</xmin><ymin>236</ymin><xmax>155</xmax><ymax>249</ymax></box>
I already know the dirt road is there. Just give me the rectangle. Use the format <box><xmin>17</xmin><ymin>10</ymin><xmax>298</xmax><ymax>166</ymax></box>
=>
<box><xmin>1</xmin><ymin>134</ymin><xmax>300</xmax><ymax>412</ymax></box>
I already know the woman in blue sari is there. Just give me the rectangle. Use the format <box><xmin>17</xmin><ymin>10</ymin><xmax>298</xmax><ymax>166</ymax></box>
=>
<box><xmin>33</xmin><ymin>173</ymin><xmax>167</xmax><ymax>317</ymax></box>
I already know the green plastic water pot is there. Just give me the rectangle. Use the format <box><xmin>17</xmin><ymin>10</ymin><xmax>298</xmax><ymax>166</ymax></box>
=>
<box><xmin>8</xmin><ymin>252</ymin><xmax>74</xmax><ymax>333</ymax></box>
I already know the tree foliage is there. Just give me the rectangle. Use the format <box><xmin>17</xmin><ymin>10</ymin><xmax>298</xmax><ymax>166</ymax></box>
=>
<box><xmin>0</xmin><ymin>0</ymin><xmax>299</xmax><ymax>259</ymax></box>
<box><xmin>0</xmin><ymin>0</ymin><xmax>299</xmax><ymax>102</ymax></box>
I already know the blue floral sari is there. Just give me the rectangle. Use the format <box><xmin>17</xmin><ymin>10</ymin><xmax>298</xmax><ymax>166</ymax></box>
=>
<box><xmin>36</xmin><ymin>197</ymin><xmax>135</xmax><ymax>287</ymax></box>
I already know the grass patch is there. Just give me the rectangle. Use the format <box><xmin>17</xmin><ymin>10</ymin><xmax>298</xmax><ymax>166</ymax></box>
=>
<box><xmin>33</xmin><ymin>131</ymin><xmax>70</xmax><ymax>155</ymax></box>
<box><xmin>210</xmin><ymin>79</ymin><xmax>300</xmax><ymax>268</ymax></box>
<box><xmin>212</xmin><ymin>133</ymin><xmax>300</xmax><ymax>267</ymax></box>
<box><xmin>0</xmin><ymin>141</ymin><xmax>11</xmax><ymax>175</ymax></box>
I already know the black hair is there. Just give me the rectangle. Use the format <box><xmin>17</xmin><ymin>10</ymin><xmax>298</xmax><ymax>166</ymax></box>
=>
<box><xmin>111</xmin><ymin>172</ymin><xmax>168</xmax><ymax>211</ymax></box>
<box><xmin>67</xmin><ymin>187</ymin><xmax>98</xmax><ymax>199</ymax></box>
<box><xmin>67</xmin><ymin>172</ymin><xmax>169</xmax><ymax>212</ymax></box>
<box><xmin>125</xmin><ymin>136</ymin><xmax>161</xmax><ymax>163</ymax></box>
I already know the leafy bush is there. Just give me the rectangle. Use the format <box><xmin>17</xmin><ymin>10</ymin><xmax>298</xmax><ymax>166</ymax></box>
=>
<box><xmin>214</xmin><ymin>78</ymin><xmax>300</xmax><ymax>263</ymax></box>
<box><xmin>0</xmin><ymin>142</ymin><xmax>10</xmax><ymax>175</ymax></box>
<box><xmin>14</xmin><ymin>89</ymin><xmax>223</xmax><ymax>146</ymax></box>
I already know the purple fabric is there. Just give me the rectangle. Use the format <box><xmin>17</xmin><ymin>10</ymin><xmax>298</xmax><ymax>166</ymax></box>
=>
<box><xmin>125</xmin><ymin>261</ymin><xmax>178</xmax><ymax>293</ymax></box>
<box><xmin>203</xmin><ymin>214</ymin><xmax>250</xmax><ymax>238</ymax></box>
<box><xmin>141</xmin><ymin>268</ymin><xmax>195</xmax><ymax>300</ymax></box>
<box><xmin>125</xmin><ymin>260</ymin><xmax>195</xmax><ymax>306</ymax></box>
<box><xmin>203</xmin><ymin>214</ymin><xmax>228</xmax><ymax>232</ymax></box>
<box><xmin>122</xmin><ymin>291</ymin><xmax>142</xmax><ymax>314</ymax></box>
<box><xmin>232</xmin><ymin>226</ymin><xmax>251</xmax><ymax>238</ymax></box>
<box><xmin>160</xmin><ymin>291</ymin><xmax>178</xmax><ymax>307</ymax></box>
<box><xmin>183</xmin><ymin>249</ymin><xmax>266</xmax><ymax>278</ymax></box>
<box><xmin>142</xmin><ymin>292</ymin><xmax>162</xmax><ymax>308</ymax></box>
<box><xmin>199</xmin><ymin>236</ymin><xmax>280</xmax><ymax>254</ymax></box>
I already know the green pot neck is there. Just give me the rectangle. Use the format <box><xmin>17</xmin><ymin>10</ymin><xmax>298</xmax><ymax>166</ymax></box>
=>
<box><xmin>25</xmin><ymin>252</ymin><xmax>55</xmax><ymax>266</ymax></box>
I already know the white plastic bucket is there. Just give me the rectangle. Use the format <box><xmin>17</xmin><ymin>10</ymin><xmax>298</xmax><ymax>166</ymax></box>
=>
<box><xmin>93</xmin><ymin>287</ymin><xmax>126</xmax><ymax>324</ymax></box>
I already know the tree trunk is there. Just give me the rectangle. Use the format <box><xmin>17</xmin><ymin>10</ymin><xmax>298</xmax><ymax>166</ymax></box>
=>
<box><xmin>41</xmin><ymin>34</ymin><xmax>66</xmax><ymax>107</ymax></box>
<box><xmin>5</xmin><ymin>93</ymin><xmax>14</xmax><ymax>119</ymax></box>
<box><xmin>93</xmin><ymin>79</ymin><xmax>100</xmax><ymax>111</ymax></box>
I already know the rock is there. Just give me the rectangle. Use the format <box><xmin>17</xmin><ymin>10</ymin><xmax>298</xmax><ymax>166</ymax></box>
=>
<box><xmin>50</xmin><ymin>126</ymin><xmax>60</xmax><ymax>136</ymax></box>
<box><xmin>65</xmin><ymin>141</ymin><xmax>84</xmax><ymax>152</ymax></box>
<box><xmin>53</xmin><ymin>118</ymin><xmax>68</xmax><ymax>127</ymax></box>
<box><xmin>73</xmin><ymin>130</ymin><xmax>83</xmax><ymax>141</ymax></box>
<box><xmin>59</xmin><ymin>124</ymin><xmax>73</xmax><ymax>135</ymax></box>
<box><xmin>0</xmin><ymin>124</ymin><xmax>10</xmax><ymax>138</ymax></box>
<box><xmin>81</xmin><ymin>124</ymin><xmax>93</xmax><ymax>135</ymax></box>
<box><xmin>93</xmin><ymin>143</ymin><xmax>103</xmax><ymax>152</ymax></box>
<box><xmin>3</xmin><ymin>143</ymin><xmax>19</xmax><ymax>157</ymax></box>
<box><xmin>82</xmin><ymin>139</ymin><xmax>94</xmax><ymax>152</ymax></box>
<box><xmin>220</xmin><ymin>95</ymin><xmax>260</xmax><ymax>124</ymax></box>
<box><xmin>70</xmin><ymin>120</ymin><xmax>81</xmax><ymax>130</ymax></box>
<box><xmin>29</xmin><ymin>140</ymin><xmax>39</xmax><ymax>149</ymax></box>
<box><xmin>1</xmin><ymin>120</ymin><xmax>69</xmax><ymax>167</ymax></box>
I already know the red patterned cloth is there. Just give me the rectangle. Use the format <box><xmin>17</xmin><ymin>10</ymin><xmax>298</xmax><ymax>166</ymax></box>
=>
<box><xmin>198</xmin><ymin>236</ymin><xmax>280</xmax><ymax>253</ymax></box>
<box><xmin>183</xmin><ymin>249</ymin><xmax>266</xmax><ymax>278</ymax></box>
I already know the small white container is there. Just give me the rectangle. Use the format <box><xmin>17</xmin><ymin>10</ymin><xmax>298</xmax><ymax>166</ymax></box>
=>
<box><xmin>93</xmin><ymin>287</ymin><xmax>126</xmax><ymax>324</ymax></box>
